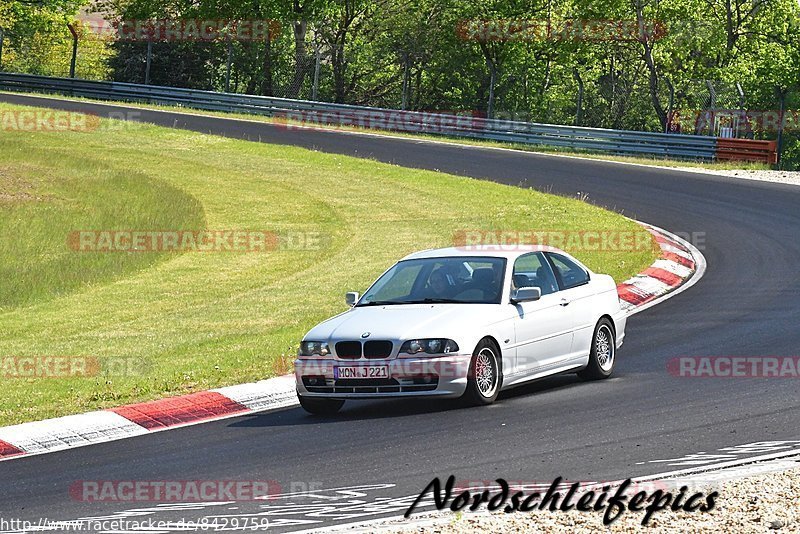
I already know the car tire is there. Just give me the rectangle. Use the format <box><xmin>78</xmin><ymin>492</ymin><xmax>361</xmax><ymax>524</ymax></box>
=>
<box><xmin>298</xmin><ymin>396</ymin><xmax>345</xmax><ymax>415</ymax></box>
<box><xmin>577</xmin><ymin>318</ymin><xmax>616</xmax><ymax>380</ymax></box>
<box><xmin>463</xmin><ymin>338</ymin><xmax>502</xmax><ymax>406</ymax></box>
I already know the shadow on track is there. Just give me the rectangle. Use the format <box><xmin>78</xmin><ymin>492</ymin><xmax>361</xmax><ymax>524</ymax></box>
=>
<box><xmin>230</xmin><ymin>373</ymin><xmax>587</xmax><ymax>427</ymax></box>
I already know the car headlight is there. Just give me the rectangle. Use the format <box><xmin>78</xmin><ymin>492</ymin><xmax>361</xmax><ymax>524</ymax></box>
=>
<box><xmin>298</xmin><ymin>341</ymin><xmax>330</xmax><ymax>357</ymax></box>
<box><xmin>400</xmin><ymin>338</ymin><xmax>459</xmax><ymax>355</ymax></box>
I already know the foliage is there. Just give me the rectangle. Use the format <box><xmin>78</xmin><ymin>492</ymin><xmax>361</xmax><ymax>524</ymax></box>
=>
<box><xmin>2</xmin><ymin>0</ymin><xmax>799</xmax><ymax>166</ymax></box>
<box><xmin>0</xmin><ymin>0</ymin><xmax>113</xmax><ymax>78</ymax></box>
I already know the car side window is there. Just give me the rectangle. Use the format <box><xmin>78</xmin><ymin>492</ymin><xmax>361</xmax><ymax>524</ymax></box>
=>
<box><xmin>546</xmin><ymin>253</ymin><xmax>590</xmax><ymax>290</ymax></box>
<box><xmin>512</xmin><ymin>253</ymin><xmax>559</xmax><ymax>295</ymax></box>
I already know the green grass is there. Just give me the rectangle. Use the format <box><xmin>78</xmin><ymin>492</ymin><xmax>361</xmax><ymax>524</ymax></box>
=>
<box><xmin>2</xmin><ymin>90</ymin><xmax>771</xmax><ymax>172</ymax></box>
<box><xmin>0</xmin><ymin>101</ymin><xmax>657</xmax><ymax>426</ymax></box>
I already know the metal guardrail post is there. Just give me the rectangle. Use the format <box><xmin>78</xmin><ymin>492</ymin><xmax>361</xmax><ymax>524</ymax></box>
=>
<box><xmin>225</xmin><ymin>37</ymin><xmax>233</xmax><ymax>93</ymax></box>
<box><xmin>705</xmin><ymin>80</ymin><xmax>716</xmax><ymax>135</ymax></box>
<box><xmin>664</xmin><ymin>79</ymin><xmax>674</xmax><ymax>133</ymax></box>
<box><xmin>401</xmin><ymin>52</ymin><xmax>409</xmax><ymax>110</ymax></box>
<box><xmin>573</xmin><ymin>68</ymin><xmax>584</xmax><ymax>127</ymax></box>
<box><xmin>775</xmin><ymin>86</ymin><xmax>786</xmax><ymax>168</ymax></box>
<box><xmin>486</xmin><ymin>59</ymin><xmax>496</xmax><ymax>120</ymax></box>
<box><xmin>312</xmin><ymin>46</ymin><xmax>321</xmax><ymax>101</ymax></box>
<box><xmin>67</xmin><ymin>23</ymin><xmax>78</xmax><ymax>79</ymax></box>
<box><xmin>735</xmin><ymin>82</ymin><xmax>745</xmax><ymax>139</ymax></box>
<box><xmin>145</xmin><ymin>41</ymin><xmax>152</xmax><ymax>85</ymax></box>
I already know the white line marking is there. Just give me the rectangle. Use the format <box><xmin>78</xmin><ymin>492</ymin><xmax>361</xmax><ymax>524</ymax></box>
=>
<box><xmin>661</xmin><ymin>243</ymin><xmax>694</xmax><ymax>260</ymax></box>
<box><xmin>634</xmin><ymin>447</ymin><xmax>800</xmax><ymax>482</ymax></box>
<box><xmin>212</xmin><ymin>375</ymin><xmax>298</xmax><ymax>411</ymax></box>
<box><xmin>625</xmin><ymin>275</ymin><xmax>673</xmax><ymax>296</ymax></box>
<box><xmin>0</xmin><ymin>411</ymin><xmax>147</xmax><ymax>454</ymax></box>
<box><xmin>299</xmin><ymin>448</ymin><xmax>800</xmax><ymax>532</ymax></box>
<box><xmin>651</xmin><ymin>259</ymin><xmax>694</xmax><ymax>278</ymax></box>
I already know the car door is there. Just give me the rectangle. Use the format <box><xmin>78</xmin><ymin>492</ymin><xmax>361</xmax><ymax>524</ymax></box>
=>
<box><xmin>545</xmin><ymin>252</ymin><xmax>595</xmax><ymax>359</ymax></box>
<box><xmin>509</xmin><ymin>253</ymin><xmax>574</xmax><ymax>378</ymax></box>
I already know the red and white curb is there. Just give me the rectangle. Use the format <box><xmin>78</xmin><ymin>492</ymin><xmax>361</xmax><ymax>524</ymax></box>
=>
<box><xmin>0</xmin><ymin>376</ymin><xmax>296</xmax><ymax>461</ymax></box>
<box><xmin>0</xmin><ymin>221</ymin><xmax>704</xmax><ymax>463</ymax></box>
<box><xmin>617</xmin><ymin>222</ymin><xmax>705</xmax><ymax>316</ymax></box>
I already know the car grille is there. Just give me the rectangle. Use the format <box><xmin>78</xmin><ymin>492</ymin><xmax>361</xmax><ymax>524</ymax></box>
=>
<box><xmin>364</xmin><ymin>340</ymin><xmax>393</xmax><ymax>359</ymax></box>
<box><xmin>335</xmin><ymin>341</ymin><xmax>362</xmax><ymax>359</ymax></box>
<box><xmin>302</xmin><ymin>375</ymin><xmax>438</xmax><ymax>394</ymax></box>
<box><xmin>334</xmin><ymin>340</ymin><xmax>394</xmax><ymax>359</ymax></box>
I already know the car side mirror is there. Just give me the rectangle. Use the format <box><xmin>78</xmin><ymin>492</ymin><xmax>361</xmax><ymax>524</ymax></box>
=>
<box><xmin>511</xmin><ymin>286</ymin><xmax>541</xmax><ymax>303</ymax></box>
<box><xmin>345</xmin><ymin>291</ymin><xmax>360</xmax><ymax>306</ymax></box>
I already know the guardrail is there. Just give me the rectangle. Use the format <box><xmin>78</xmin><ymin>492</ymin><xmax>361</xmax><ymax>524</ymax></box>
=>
<box><xmin>0</xmin><ymin>72</ymin><xmax>776</xmax><ymax>164</ymax></box>
<box><xmin>716</xmin><ymin>138</ymin><xmax>778</xmax><ymax>164</ymax></box>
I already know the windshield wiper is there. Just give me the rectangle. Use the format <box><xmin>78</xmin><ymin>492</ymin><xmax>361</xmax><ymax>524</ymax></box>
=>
<box><xmin>357</xmin><ymin>298</ymin><xmax>463</xmax><ymax>306</ymax></box>
<box><xmin>404</xmin><ymin>298</ymin><xmax>463</xmax><ymax>304</ymax></box>
<box><xmin>356</xmin><ymin>300</ymin><xmax>403</xmax><ymax>307</ymax></box>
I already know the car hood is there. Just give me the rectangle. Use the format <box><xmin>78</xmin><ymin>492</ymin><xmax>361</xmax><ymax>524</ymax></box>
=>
<box><xmin>305</xmin><ymin>303</ymin><xmax>505</xmax><ymax>342</ymax></box>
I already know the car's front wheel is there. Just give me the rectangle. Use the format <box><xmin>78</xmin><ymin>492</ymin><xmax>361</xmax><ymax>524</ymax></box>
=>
<box><xmin>298</xmin><ymin>396</ymin><xmax>345</xmax><ymax>415</ymax></box>
<box><xmin>463</xmin><ymin>338</ymin><xmax>502</xmax><ymax>405</ymax></box>
<box><xmin>577</xmin><ymin>318</ymin><xmax>616</xmax><ymax>380</ymax></box>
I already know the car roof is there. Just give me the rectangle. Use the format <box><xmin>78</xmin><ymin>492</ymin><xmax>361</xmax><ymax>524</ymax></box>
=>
<box><xmin>401</xmin><ymin>245</ymin><xmax>565</xmax><ymax>261</ymax></box>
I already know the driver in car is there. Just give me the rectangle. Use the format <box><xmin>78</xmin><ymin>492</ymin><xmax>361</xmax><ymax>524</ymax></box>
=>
<box><xmin>428</xmin><ymin>268</ymin><xmax>452</xmax><ymax>298</ymax></box>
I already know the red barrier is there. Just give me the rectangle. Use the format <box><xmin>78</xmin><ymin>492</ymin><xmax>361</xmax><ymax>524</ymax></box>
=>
<box><xmin>716</xmin><ymin>138</ymin><xmax>778</xmax><ymax>164</ymax></box>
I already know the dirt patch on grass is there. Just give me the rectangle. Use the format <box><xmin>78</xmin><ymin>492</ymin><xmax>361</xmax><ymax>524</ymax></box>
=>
<box><xmin>0</xmin><ymin>167</ymin><xmax>56</xmax><ymax>203</ymax></box>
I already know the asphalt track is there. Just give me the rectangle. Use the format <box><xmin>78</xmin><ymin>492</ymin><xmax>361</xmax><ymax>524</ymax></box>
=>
<box><xmin>1</xmin><ymin>93</ymin><xmax>800</xmax><ymax>531</ymax></box>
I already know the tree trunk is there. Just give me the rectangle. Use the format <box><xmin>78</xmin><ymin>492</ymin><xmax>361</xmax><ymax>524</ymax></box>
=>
<box><xmin>261</xmin><ymin>32</ymin><xmax>273</xmax><ymax>96</ymax></box>
<box><xmin>288</xmin><ymin>20</ymin><xmax>308</xmax><ymax>99</ymax></box>
<box><xmin>635</xmin><ymin>1</ymin><xmax>667</xmax><ymax>130</ymax></box>
<box><xmin>332</xmin><ymin>33</ymin><xmax>347</xmax><ymax>103</ymax></box>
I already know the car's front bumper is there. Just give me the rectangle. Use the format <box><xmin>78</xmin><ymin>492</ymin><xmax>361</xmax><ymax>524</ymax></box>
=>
<box><xmin>295</xmin><ymin>354</ymin><xmax>472</xmax><ymax>399</ymax></box>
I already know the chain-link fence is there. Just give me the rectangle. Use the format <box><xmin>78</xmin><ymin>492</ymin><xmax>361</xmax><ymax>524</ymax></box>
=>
<box><xmin>0</xmin><ymin>20</ymin><xmax>112</xmax><ymax>80</ymax></box>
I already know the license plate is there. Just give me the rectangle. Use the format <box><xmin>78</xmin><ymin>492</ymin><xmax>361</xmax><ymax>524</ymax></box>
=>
<box><xmin>334</xmin><ymin>366</ymin><xmax>389</xmax><ymax>379</ymax></box>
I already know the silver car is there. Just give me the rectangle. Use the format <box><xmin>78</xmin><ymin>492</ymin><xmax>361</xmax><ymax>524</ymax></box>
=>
<box><xmin>294</xmin><ymin>246</ymin><xmax>626</xmax><ymax>414</ymax></box>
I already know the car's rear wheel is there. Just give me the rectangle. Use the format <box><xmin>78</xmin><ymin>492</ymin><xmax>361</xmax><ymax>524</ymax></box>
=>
<box><xmin>463</xmin><ymin>338</ymin><xmax>502</xmax><ymax>405</ymax></box>
<box><xmin>298</xmin><ymin>396</ymin><xmax>345</xmax><ymax>415</ymax></box>
<box><xmin>577</xmin><ymin>318</ymin><xmax>615</xmax><ymax>380</ymax></box>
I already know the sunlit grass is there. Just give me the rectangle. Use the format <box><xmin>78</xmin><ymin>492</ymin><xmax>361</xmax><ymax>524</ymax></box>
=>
<box><xmin>0</xmin><ymin>101</ymin><xmax>657</xmax><ymax>425</ymax></box>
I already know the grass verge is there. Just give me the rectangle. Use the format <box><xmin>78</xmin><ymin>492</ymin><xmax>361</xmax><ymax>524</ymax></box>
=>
<box><xmin>1</xmin><ymin>90</ymin><xmax>770</xmax><ymax>172</ymax></box>
<box><xmin>0</xmin><ymin>101</ymin><xmax>657</xmax><ymax>426</ymax></box>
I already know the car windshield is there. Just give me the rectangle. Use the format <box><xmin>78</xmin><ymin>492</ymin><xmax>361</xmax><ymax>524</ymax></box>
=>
<box><xmin>358</xmin><ymin>256</ymin><xmax>507</xmax><ymax>306</ymax></box>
